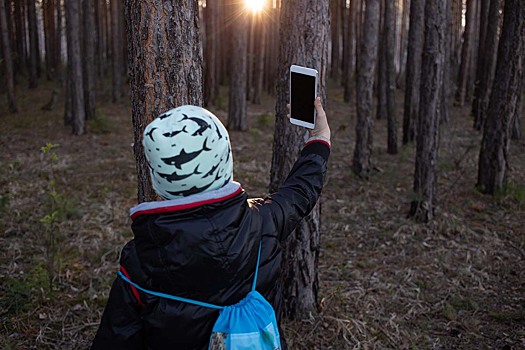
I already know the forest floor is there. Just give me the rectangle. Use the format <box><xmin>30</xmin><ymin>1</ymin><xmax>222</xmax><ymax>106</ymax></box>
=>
<box><xmin>1</xmin><ymin>80</ymin><xmax>525</xmax><ymax>350</ymax></box>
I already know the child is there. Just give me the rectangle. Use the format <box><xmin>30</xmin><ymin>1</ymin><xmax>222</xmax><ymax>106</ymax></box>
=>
<box><xmin>92</xmin><ymin>98</ymin><xmax>331</xmax><ymax>349</ymax></box>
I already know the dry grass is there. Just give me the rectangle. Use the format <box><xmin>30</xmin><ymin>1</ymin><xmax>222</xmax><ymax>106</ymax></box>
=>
<box><xmin>1</xmin><ymin>81</ymin><xmax>524</xmax><ymax>349</ymax></box>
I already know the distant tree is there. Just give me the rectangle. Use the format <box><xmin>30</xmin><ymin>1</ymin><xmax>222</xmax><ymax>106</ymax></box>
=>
<box><xmin>409</xmin><ymin>0</ymin><xmax>446</xmax><ymax>222</ymax></box>
<box><xmin>473</xmin><ymin>0</ymin><xmax>501</xmax><ymax>130</ymax></box>
<box><xmin>353</xmin><ymin>0</ymin><xmax>380</xmax><ymax>176</ymax></box>
<box><xmin>440</xmin><ymin>0</ymin><xmax>452</xmax><ymax>125</ymax></box>
<box><xmin>403</xmin><ymin>0</ymin><xmax>425</xmax><ymax>144</ymax></box>
<box><xmin>43</xmin><ymin>0</ymin><xmax>57</xmax><ymax>81</ymax></box>
<box><xmin>330</xmin><ymin>0</ymin><xmax>341</xmax><ymax>78</ymax></box>
<box><xmin>455</xmin><ymin>0</ymin><xmax>476</xmax><ymax>106</ymax></box>
<box><xmin>83</xmin><ymin>0</ymin><xmax>96</xmax><ymax>119</ymax></box>
<box><xmin>227</xmin><ymin>3</ymin><xmax>248</xmax><ymax>131</ymax></box>
<box><xmin>0</xmin><ymin>0</ymin><xmax>18</xmax><ymax>113</ymax></box>
<box><xmin>110</xmin><ymin>0</ymin><xmax>122</xmax><ymax>102</ymax></box>
<box><xmin>376</xmin><ymin>1</ymin><xmax>387</xmax><ymax>122</ymax></box>
<box><xmin>385</xmin><ymin>0</ymin><xmax>397</xmax><ymax>154</ymax></box>
<box><xmin>477</xmin><ymin>0</ymin><xmax>525</xmax><ymax>195</ymax></box>
<box><xmin>269</xmin><ymin>0</ymin><xmax>329</xmax><ymax>319</ymax></box>
<box><xmin>27</xmin><ymin>0</ymin><xmax>39</xmax><ymax>88</ymax></box>
<box><xmin>55</xmin><ymin>0</ymin><xmax>63</xmax><ymax>83</ymax></box>
<box><xmin>343</xmin><ymin>0</ymin><xmax>356</xmax><ymax>102</ymax></box>
<box><xmin>65</xmin><ymin>0</ymin><xmax>85</xmax><ymax>135</ymax></box>
<box><xmin>471</xmin><ymin>0</ymin><xmax>490</xmax><ymax>122</ymax></box>
<box><xmin>13</xmin><ymin>0</ymin><xmax>27</xmax><ymax>74</ymax></box>
<box><xmin>125</xmin><ymin>0</ymin><xmax>203</xmax><ymax>203</ymax></box>
<box><xmin>251</xmin><ymin>13</ymin><xmax>266</xmax><ymax>105</ymax></box>
<box><xmin>204</xmin><ymin>0</ymin><xmax>219</xmax><ymax>107</ymax></box>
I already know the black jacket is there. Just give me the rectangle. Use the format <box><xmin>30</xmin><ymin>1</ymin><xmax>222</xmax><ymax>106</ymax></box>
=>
<box><xmin>91</xmin><ymin>140</ymin><xmax>330</xmax><ymax>350</ymax></box>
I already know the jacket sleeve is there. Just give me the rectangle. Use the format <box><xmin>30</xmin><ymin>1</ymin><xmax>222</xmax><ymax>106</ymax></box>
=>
<box><xmin>265</xmin><ymin>140</ymin><xmax>330</xmax><ymax>242</ymax></box>
<box><xmin>91</xmin><ymin>242</ymin><xmax>145</xmax><ymax>350</ymax></box>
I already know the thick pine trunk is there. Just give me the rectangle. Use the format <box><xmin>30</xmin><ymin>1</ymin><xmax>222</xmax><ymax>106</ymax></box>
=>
<box><xmin>473</xmin><ymin>0</ymin><xmax>501</xmax><ymax>130</ymax></box>
<box><xmin>409</xmin><ymin>0</ymin><xmax>446</xmax><ymax>223</ymax></box>
<box><xmin>27</xmin><ymin>0</ymin><xmax>39</xmax><ymax>88</ymax></box>
<box><xmin>353</xmin><ymin>0</ymin><xmax>380</xmax><ymax>176</ymax></box>
<box><xmin>65</xmin><ymin>0</ymin><xmax>85</xmax><ymax>135</ymax></box>
<box><xmin>269</xmin><ymin>0</ymin><xmax>329</xmax><ymax>320</ymax></box>
<box><xmin>0</xmin><ymin>0</ymin><xmax>17</xmax><ymax>112</ymax></box>
<box><xmin>477</xmin><ymin>0</ymin><xmax>525</xmax><ymax>195</ymax></box>
<box><xmin>125</xmin><ymin>0</ymin><xmax>203</xmax><ymax>203</ymax></box>
<box><xmin>83</xmin><ymin>0</ymin><xmax>96</xmax><ymax>119</ymax></box>
<box><xmin>385</xmin><ymin>0</ymin><xmax>397</xmax><ymax>154</ymax></box>
<box><xmin>403</xmin><ymin>0</ymin><xmax>425</xmax><ymax>145</ymax></box>
<box><xmin>227</xmin><ymin>7</ymin><xmax>248</xmax><ymax>131</ymax></box>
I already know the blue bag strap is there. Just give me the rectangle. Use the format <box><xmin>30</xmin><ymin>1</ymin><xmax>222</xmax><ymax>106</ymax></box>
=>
<box><xmin>117</xmin><ymin>271</ymin><xmax>224</xmax><ymax>310</ymax></box>
<box><xmin>251</xmin><ymin>241</ymin><xmax>263</xmax><ymax>291</ymax></box>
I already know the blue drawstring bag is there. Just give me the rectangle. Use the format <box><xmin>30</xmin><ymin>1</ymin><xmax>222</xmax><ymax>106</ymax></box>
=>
<box><xmin>118</xmin><ymin>242</ymin><xmax>281</xmax><ymax>350</ymax></box>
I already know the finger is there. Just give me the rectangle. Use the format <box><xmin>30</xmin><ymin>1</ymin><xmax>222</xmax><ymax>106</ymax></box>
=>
<box><xmin>314</xmin><ymin>97</ymin><xmax>325</xmax><ymax>116</ymax></box>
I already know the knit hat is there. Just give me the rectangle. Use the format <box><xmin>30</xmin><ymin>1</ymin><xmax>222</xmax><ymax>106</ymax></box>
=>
<box><xmin>143</xmin><ymin>106</ymin><xmax>233</xmax><ymax>199</ymax></box>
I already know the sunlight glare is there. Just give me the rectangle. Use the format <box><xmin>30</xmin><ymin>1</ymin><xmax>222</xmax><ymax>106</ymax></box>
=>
<box><xmin>245</xmin><ymin>0</ymin><xmax>266</xmax><ymax>13</ymax></box>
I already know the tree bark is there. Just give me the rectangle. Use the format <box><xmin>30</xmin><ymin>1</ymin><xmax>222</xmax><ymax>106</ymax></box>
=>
<box><xmin>65</xmin><ymin>0</ymin><xmax>85</xmax><ymax>135</ymax></box>
<box><xmin>83</xmin><ymin>0</ymin><xmax>96</xmax><ymax>119</ymax></box>
<box><xmin>125</xmin><ymin>0</ymin><xmax>203</xmax><ymax>203</ymax></box>
<box><xmin>477</xmin><ymin>0</ymin><xmax>525</xmax><ymax>194</ymax></box>
<box><xmin>353</xmin><ymin>0</ymin><xmax>380</xmax><ymax>176</ymax></box>
<box><xmin>396</xmin><ymin>0</ymin><xmax>409</xmax><ymax>87</ymax></box>
<box><xmin>54</xmin><ymin>0</ymin><xmax>62</xmax><ymax>83</ymax></box>
<box><xmin>402</xmin><ymin>0</ymin><xmax>425</xmax><ymax>144</ymax></box>
<box><xmin>227</xmin><ymin>6</ymin><xmax>248</xmax><ymax>131</ymax></box>
<box><xmin>14</xmin><ymin>0</ymin><xmax>27</xmax><ymax>75</ymax></box>
<box><xmin>269</xmin><ymin>0</ymin><xmax>329</xmax><ymax>320</ymax></box>
<box><xmin>408</xmin><ymin>0</ymin><xmax>446</xmax><ymax>223</ymax></box>
<box><xmin>473</xmin><ymin>0</ymin><xmax>501</xmax><ymax>130</ymax></box>
<box><xmin>440</xmin><ymin>0</ymin><xmax>452</xmax><ymax>125</ymax></box>
<box><xmin>27</xmin><ymin>0</ymin><xmax>39</xmax><ymax>88</ymax></box>
<box><xmin>376</xmin><ymin>0</ymin><xmax>387</xmax><ymax>121</ymax></box>
<box><xmin>0</xmin><ymin>0</ymin><xmax>17</xmax><ymax>112</ymax></box>
<box><xmin>455</xmin><ymin>0</ymin><xmax>476</xmax><ymax>106</ymax></box>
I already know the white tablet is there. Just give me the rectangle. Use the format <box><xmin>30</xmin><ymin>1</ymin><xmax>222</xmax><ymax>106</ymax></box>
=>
<box><xmin>289</xmin><ymin>65</ymin><xmax>318</xmax><ymax>129</ymax></box>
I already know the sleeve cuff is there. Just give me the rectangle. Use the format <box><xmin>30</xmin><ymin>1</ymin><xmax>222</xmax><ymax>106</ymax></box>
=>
<box><xmin>301</xmin><ymin>138</ymin><xmax>331</xmax><ymax>161</ymax></box>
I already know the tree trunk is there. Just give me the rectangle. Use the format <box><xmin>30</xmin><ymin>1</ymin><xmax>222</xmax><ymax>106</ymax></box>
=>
<box><xmin>65</xmin><ymin>0</ymin><xmax>85</xmax><ymax>135</ymax></box>
<box><xmin>353</xmin><ymin>0</ymin><xmax>380</xmax><ymax>176</ymax></box>
<box><xmin>110</xmin><ymin>0</ymin><xmax>121</xmax><ymax>102</ymax></box>
<box><xmin>83</xmin><ymin>0</ymin><xmax>96</xmax><ymax>119</ymax></box>
<box><xmin>477</xmin><ymin>0</ymin><xmax>525</xmax><ymax>194</ymax></box>
<box><xmin>227</xmin><ymin>6</ymin><xmax>248</xmax><ymax>131</ymax></box>
<box><xmin>204</xmin><ymin>0</ymin><xmax>218</xmax><ymax>107</ymax></box>
<box><xmin>14</xmin><ymin>0</ymin><xmax>27</xmax><ymax>75</ymax></box>
<box><xmin>125</xmin><ymin>0</ymin><xmax>203</xmax><ymax>203</ymax></box>
<box><xmin>512</xmin><ymin>85</ymin><xmax>523</xmax><ymax>140</ymax></box>
<box><xmin>43</xmin><ymin>0</ymin><xmax>56</xmax><ymax>81</ymax></box>
<box><xmin>343</xmin><ymin>0</ymin><xmax>356</xmax><ymax>102</ymax></box>
<box><xmin>27</xmin><ymin>0</ymin><xmax>39</xmax><ymax>88</ymax></box>
<box><xmin>269</xmin><ymin>0</ymin><xmax>329</xmax><ymax>320</ymax></box>
<box><xmin>440</xmin><ymin>0</ymin><xmax>452</xmax><ymax>125</ymax></box>
<box><xmin>252</xmin><ymin>13</ymin><xmax>265</xmax><ymax>105</ymax></box>
<box><xmin>402</xmin><ymin>0</ymin><xmax>425</xmax><ymax>145</ymax></box>
<box><xmin>0</xmin><ymin>0</ymin><xmax>17</xmax><ymax>112</ymax></box>
<box><xmin>376</xmin><ymin>0</ymin><xmax>387</xmax><ymax>121</ymax></box>
<box><xmin>385</xmin><ymin>0</ymin><xmax>398</xmax><ymax>154</ymax></box>
<box><xmin>473</xmin><ymin>0</ymin><xmax>501</xmax><ymax>130</ymax></box>
<box><xmin>330</xmin><ymin>0</ymin><xmax>341</xmax><ymax>78</ymax></box>
<box><xmin>408</xmin><ymin>0</ymin><xmax>446</xmax><ymax>223</ymax></box>
<box><xmin>455</xmin><ymin>0</ymin><xmax>475</xmax><ymax>106</ymax></box>
<box><xmin>396</xmin><ymin>0</ymin><xmax>409</xmax><ymax>87</ymax></box>
<box><xmin>54</xmin><ymin>0</ymin><xmax>62</xmax><ymax>83</ymax></box>
<box><xmin>471</xmin><ymin>0</ymin><xmax>490</xmax><ymax>120</ymax></box>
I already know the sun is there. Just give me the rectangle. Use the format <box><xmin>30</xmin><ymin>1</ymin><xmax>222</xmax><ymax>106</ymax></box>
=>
<box><xmin>244</xmin><ymin>0</ymin><xmax>266</xmax><ymax>13</ymax></box>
